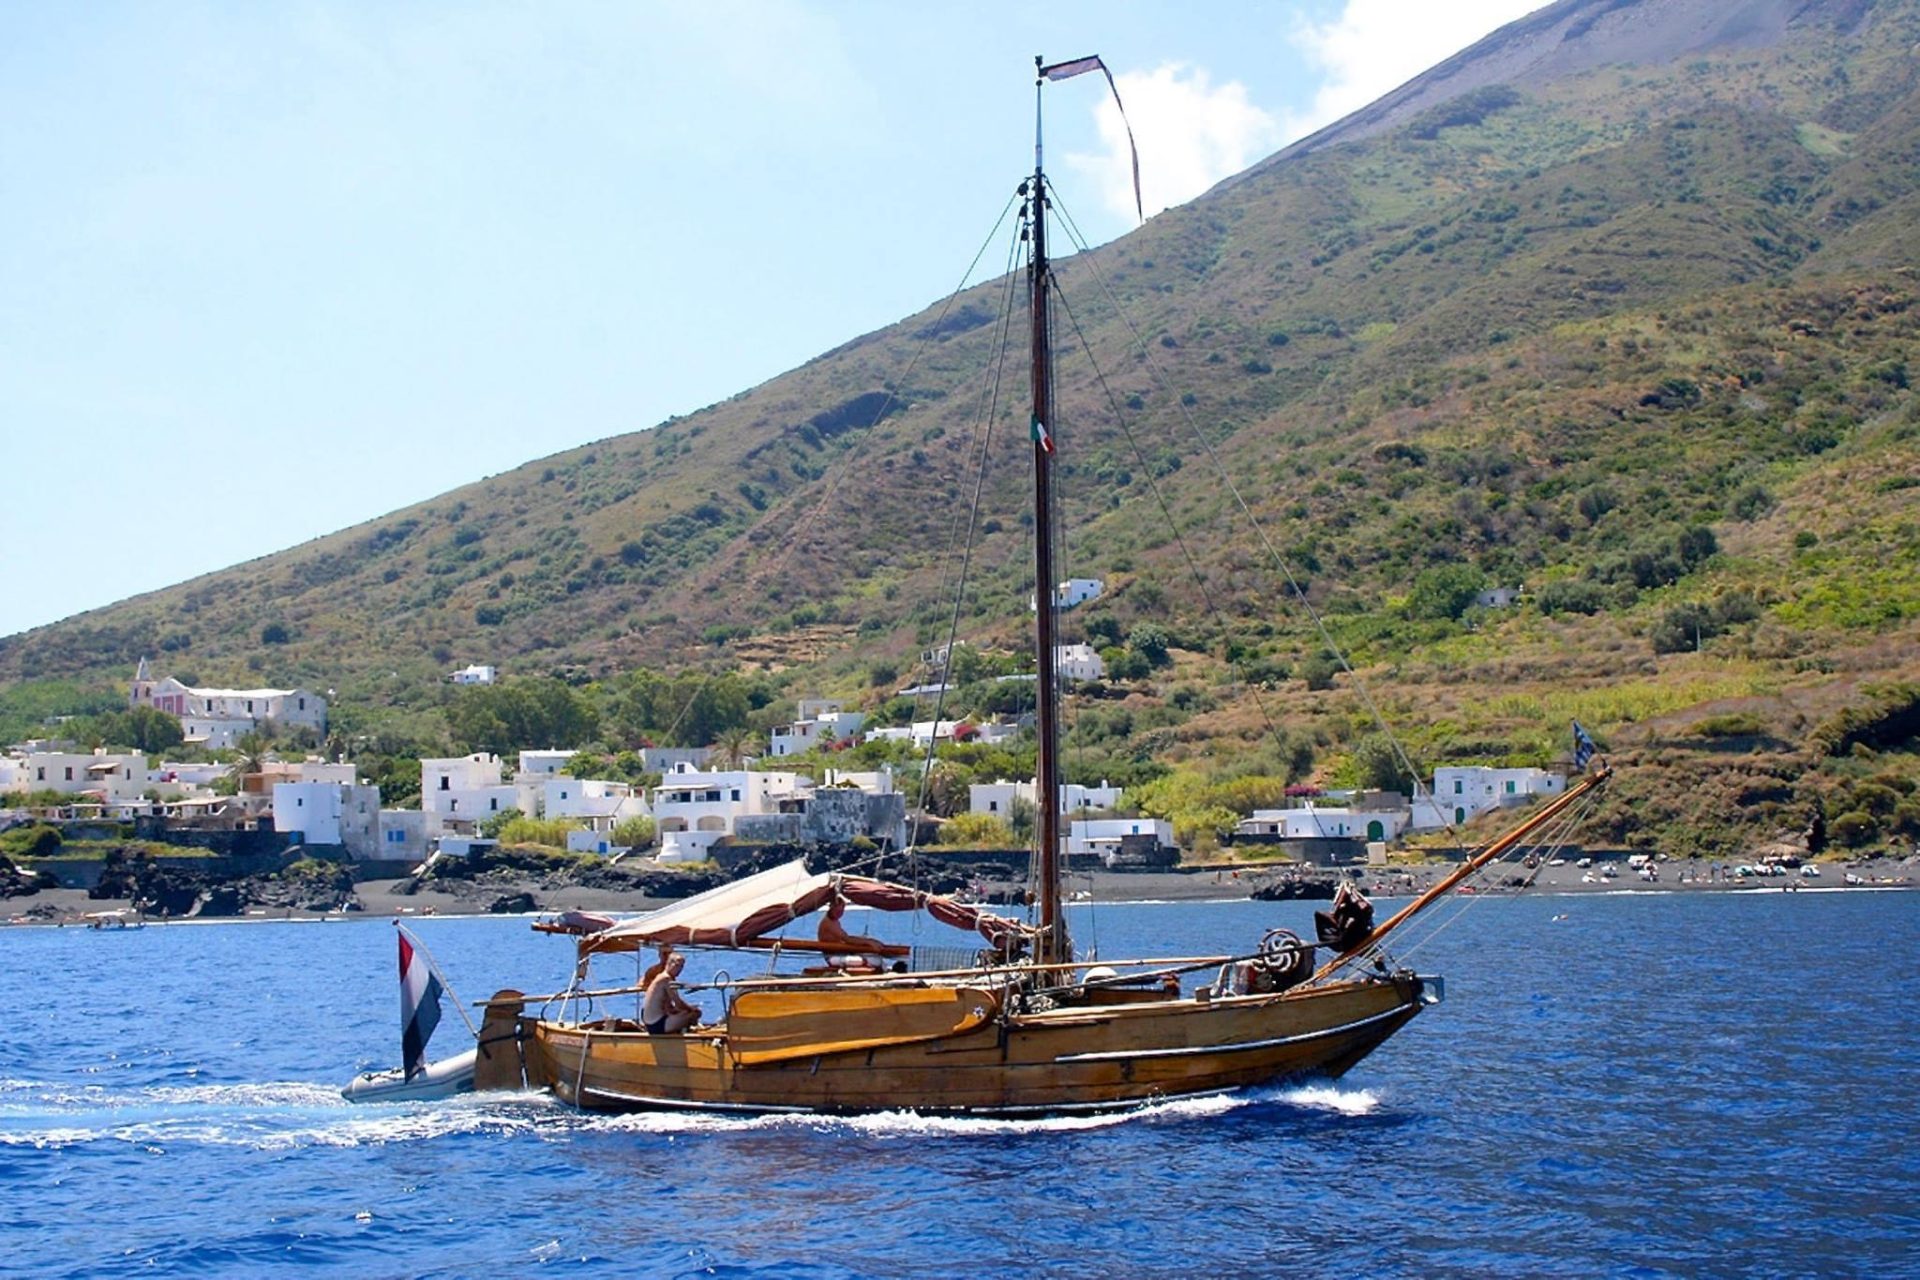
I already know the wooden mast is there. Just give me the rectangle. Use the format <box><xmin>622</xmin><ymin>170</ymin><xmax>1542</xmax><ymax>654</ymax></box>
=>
<box><xmin>1029</xmin><ymin>58</ymin><xmax>1067</xmax><ymax>967</ymax></box>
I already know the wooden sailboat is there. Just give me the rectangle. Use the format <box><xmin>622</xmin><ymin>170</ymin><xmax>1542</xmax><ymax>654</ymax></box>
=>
<box><xmin>472</xmin><ymin>58</ymin><xmax>1610</xmax><ymax>1116</ymax></box>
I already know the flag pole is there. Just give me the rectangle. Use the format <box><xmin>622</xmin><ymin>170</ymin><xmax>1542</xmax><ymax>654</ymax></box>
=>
<box><xmin>396</xmin><ymin>921</ymin><xmax>480</xmax><ymax>1041</ymax></box>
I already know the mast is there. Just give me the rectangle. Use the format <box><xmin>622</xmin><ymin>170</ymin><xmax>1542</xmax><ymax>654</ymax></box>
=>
<box><xmin>1029</xmin><ymin>57</ymin><xmax>1068</xmax><ymax>966</ymax></box>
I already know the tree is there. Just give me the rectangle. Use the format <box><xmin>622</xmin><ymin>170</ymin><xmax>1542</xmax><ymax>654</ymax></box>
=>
<box><xmin>1349</xmin><ymin>734</ymin><xmax>1414</xmax><ymax>793</ymax></box>
<box><xmin>611</xmin><ymin>816</ymin><xmax>656</xmax><ymax>849</ymax></box>
<box><xmin>712</xmin><ymin>725</ymin><xmax>756</xmax><ymax>767</ymax></box>
<box><xmin>228</xmin><ymin>731</ymin><xmax>271</xmax><ymax>789</ymax></box>
<box><xmin>936</xmin><ymin>812</ymin><xmax>1014</xmax><ymax>847</ymax></box>
<box><xmin>1405</xmin><ymin>563</ymin><xmax>1485</xmax><ymax>620</ymax></box>
<box><xmin>1126</xmin><ymin>624</ymin><xmax>1173</xmax><ymax>668</ymax></box>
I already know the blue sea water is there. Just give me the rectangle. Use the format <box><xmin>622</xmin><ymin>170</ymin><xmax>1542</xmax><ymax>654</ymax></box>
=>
<box><xmin>4</xmin><ymin>889</ymin><xmax>1917</xmax><ymax>1279</ymax></box>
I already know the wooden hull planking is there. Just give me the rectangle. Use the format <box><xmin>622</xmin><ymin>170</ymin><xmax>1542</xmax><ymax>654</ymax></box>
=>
<box><xmin>523</xmin><ymin>974</ymin><xmax>1429</xmax><ymax>1116</ymax></box>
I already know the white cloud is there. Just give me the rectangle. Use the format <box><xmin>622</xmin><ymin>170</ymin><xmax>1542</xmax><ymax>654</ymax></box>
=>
<box><xmin>1065</xmin><ymin>63</ymin><xmax>1285</xmax><ymax>223</ymax></box>
<box><xmin>1286</xmin><ymin>0</ymin><xmax>1545</xmax><ymax>139</ymax></box>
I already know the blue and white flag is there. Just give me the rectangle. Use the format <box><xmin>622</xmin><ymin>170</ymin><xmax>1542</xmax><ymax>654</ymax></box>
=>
<box><xmin>398</xmin><ymin>926</ymin><xmax>444</xmax><ymax>1081</ymax></box>
<box><xmin>1572</xmin><ymin>721</ymin><xmax>1599</xmax><ymax>772</ymax></box>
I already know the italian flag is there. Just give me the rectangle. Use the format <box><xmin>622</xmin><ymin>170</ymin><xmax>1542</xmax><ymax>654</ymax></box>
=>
<box><xmin>1031</xmin><ymin>414</ymin><xmax>1054</xmax><ymax>455</ymax></box>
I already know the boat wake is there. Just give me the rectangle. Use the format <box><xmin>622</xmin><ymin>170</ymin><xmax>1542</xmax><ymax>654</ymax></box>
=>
<box><xmin>0</xmin><ymin>1077</ymin><xmax>555</xmax><ymax>1151</ymax></box>
<box><xmin>0</xmin><ymin>1074</ymin><xmax>1382</xmax><ymax>1150</ymax></box>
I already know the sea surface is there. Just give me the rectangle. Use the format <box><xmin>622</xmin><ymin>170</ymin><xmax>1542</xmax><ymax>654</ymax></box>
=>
<box><xmin>4</xmin><ymin>889</ymin><xmax>1917</xmax><ymax>1279</ymax></box>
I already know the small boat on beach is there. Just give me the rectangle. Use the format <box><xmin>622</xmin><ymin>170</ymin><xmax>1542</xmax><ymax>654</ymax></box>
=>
<box><xmin>453</xmin><ymin>57</ymin><xmax>1613</xmax><ymax>1118</ymax></box>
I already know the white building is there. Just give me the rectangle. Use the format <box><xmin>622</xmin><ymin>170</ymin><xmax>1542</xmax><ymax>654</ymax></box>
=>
<box><xmin>970</xmin><ymin>779</ymin><xmax>1123</xmax><ymax>818</ymax></box>
<box><xmin>540</xmin><ymin>777</ymin><xmax>650</xmax><ymax>831</ymax></box>
<box><xmin>1413</xmin><ymin>766</ymin><xmax>1566</xmax><ymax>830</ymax></box>
<box><xmin>4</xmin><ymin>750</ymin><xmax>149</xmax><ymax>803</ymax></box>
<box><xmin>769</xmin><ymin>700</ymin><xmax>867</xmax><ymax>758</ymax></box>
<box><xmin>1032</xmin><ymin>577</ymin><xmax>1105</xmax><ymax>611</ymax></box>
<box><xmin>1475</xmin><ymin>587</ymin><xmax>1521</xmax><ymax>609</ymax></box>
<box><xmin>420</xmin><ymin>753</ymin><xmax>519</xmax><ymax>835</ymax></box>
<box><xmin>1236</xmin><ymin>803</ymin><xmax>1409</xmax><ymax>843</ymax></box>
<box><xmin>273</xmin><ymin>781</ymin><xmax>381</xmax><ymax>858</ymax></box>
<box><xmin>639</xmin><ymin>746</ymin><xmax>712</xmax><ymax>773</ymax></box>
<box><xmin>130</xmin><ymin>659</ymin><xmax>326</xmax><ymax>749</ymax></box>
<box><xmin>1069</xmin><ymin>817</ymin><xmax>1173</xmax><ymax>858</ymax></box>
<box><xmin>377</xmin><ymin>809</ymin><xmax>429</xmax><ymax>861</ymax></box>
<box><xmin>965</xmin><ymin>721</ymin><xmax>1024</xmax><ymax>746</ymax></box>
<box><xmin>652</xmin><ymin>765</ymin><xmax>803</xmax><ymax>863</ymax></box>
<box><xmin>1055</xmin><ymin>643</ymin><xmax>1106</xmax><ymax>682</ymax></box>
<box><xmin>864</xmin><ymin>719</ymin><xmax>963</xmax><ymax>748</ymax></box>
<box><xmin>450</xmin><ymin>664</ymin><xmax>497</xmax><ymax>685</ymax></box>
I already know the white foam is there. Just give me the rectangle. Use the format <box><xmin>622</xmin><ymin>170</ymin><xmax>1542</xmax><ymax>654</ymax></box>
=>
<box><xmin>1274</xmin><ymin>1082</ymin><xmax>1379</xmax><ymax>1115</ymax></box>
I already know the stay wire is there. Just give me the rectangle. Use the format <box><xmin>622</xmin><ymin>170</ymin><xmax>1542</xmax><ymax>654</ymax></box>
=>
<box><xmin>658</xmin><ymin>192</ymin><xmax>1021</xmax><ymax>747</ymax></box>
<box><xmin>1051</xmin><ymin>192</ymin><xmax>1455</xmax><ymax>839</ymax></box>
<box><xmin>1049</xmin><ymin>269</ymin><xmax>1292</xmax><ymax>758</ymax></box>
<box><xmin>909</xmin><ymin>214</ymin><xmax>1028</xmax><ymax>881</ymax></box>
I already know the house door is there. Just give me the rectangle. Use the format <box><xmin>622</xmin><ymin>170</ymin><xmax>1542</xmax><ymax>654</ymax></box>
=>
<box><xmin>1367</xmin><ymin>819</ymin><xmax>1384</xmax><ymax>841</ymax></box>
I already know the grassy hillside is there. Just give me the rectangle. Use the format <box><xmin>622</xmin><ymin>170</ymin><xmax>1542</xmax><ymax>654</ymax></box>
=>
<box><xmin>5</xmin><ymin>0</ymin><xmax>1918</xmax><ymax>858</ymax></box>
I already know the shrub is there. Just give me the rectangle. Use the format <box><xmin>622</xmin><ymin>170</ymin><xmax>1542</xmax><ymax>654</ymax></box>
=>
<box><xmin>1829</xmin><ymin>810</ymin><xmax>1877</xmax><ymax>847</ymax></box>
<box><xmin>1651</xmin><ymin>603</ymin><xmax>1718</xmax><ymax>654</ymax></box>
<box><xmin>1538</xmin><ymin>580</ymin><xmax>1609</xmax><ymax>616</ymax></box>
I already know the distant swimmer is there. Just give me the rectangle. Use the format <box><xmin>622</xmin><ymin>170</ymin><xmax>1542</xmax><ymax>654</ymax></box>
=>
<box><xmin>1551</xmin><ymin>913</ymin><xmax>1569</xmax><ymax>922</ymax></box>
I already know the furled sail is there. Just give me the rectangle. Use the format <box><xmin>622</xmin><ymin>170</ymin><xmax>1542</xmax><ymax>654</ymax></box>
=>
<box><xmin>559</xmin><ymin>858</ymin><xmax>1032</xmax><ymax>955</ymax></box>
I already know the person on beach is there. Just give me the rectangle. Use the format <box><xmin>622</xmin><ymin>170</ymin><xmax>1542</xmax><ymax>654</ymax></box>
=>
<box><xmin>641</xmin><ymin>954</ymin><xmax>700</xmax><ymax>1034</ymax></box>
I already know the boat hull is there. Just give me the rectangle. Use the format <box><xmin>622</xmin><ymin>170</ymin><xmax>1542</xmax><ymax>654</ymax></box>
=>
<box><xmin>341</xmin><ymin>1047</ymin><xmax>478</xmax><ymax>1104</ymax></box>
<box><xmin>517</xmin><ymin>974</ymin><xmax>1430</xmax><ymax>1116</ymax></box>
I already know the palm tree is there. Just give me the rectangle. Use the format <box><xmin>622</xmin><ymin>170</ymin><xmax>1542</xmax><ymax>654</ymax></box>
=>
<box><xmin>228</xmin><ymin>730</ymin><xmax>272</xmax><ymax>793</ymax></box>
<box><xmin>713</xmin><ymin>726</ymin><xmax>757</xmax><ymax>769</ymax></box>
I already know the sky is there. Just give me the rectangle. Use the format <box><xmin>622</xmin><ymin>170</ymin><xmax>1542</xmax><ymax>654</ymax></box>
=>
<box><xmin>0</xmin><ymin>0</ymin><xmax>1543</xmax><ymax>640</ymax></box>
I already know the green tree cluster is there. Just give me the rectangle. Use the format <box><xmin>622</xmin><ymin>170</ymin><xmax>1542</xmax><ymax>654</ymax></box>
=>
<box><xmin>449</xmin><ymin>678</ymin><xmax>601</xmax><ymax>755</ymax></box>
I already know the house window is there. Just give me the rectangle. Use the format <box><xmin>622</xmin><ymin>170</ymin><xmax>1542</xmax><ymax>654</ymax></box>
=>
<box><xmin>489</xmin><ymin>798</ymin><xmax>498</xmax><ymax>811</ymax></box>
<box><xmin>297</xmin><ymin>798</ymin><xmax>304</xmax><ymax>807</ymax></box>
<box><xmin>731</xmin><ymin>790</ymin><xmax>741</xmax><ymax>802</ymax></box>
<box><xmin>299</xmin><ymin>698</ymin><xmax>306</xmax><ymax>711</ymax></box>
<box><xmin>450</xmin><ymin>800</ymin><xmax>458</xmax><ymax>812</ymax></box>
<box><xmin>989</xmin><ymin>801</ymin><xmax>999</xmax><ymax>812</ymax></box>
<box><xmin>1505</xmin><ymin>780</ymin><xmax>1516</xmax><ymax>794</ymax></box>
<box><xmin>560</xmin><ymin>790</ymin><xmax>569</xmax><ymax>800</ymax></box>
<box><xmin>440</xmin><ymin>777</ymin><xmax>450</xmax><ymax>791</ymax></box>
<box><xmin>65</xmin><ymin>767</ymin><xmax>74</xmax><ymax>781</ymax></box>
<box><xmin>1456</xmin><ymin>807</ymin><xmax>1466</xmax><ymax>824</ymax></box>
<box><xmin>36</xmin><ymin>767</ymin><xmax>45</xmax><ymax>781</ymax></box>
<box><xmin>1452</xmin><ymin>779</ymin><xmax>1462</xmax><ymax>794</ymax></box>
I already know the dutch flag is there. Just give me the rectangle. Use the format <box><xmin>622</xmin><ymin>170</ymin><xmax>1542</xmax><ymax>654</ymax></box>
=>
<box><xmin>398</xmin><ymin>927</ymin><xmax>445</xmax><ymax>1081</ymax></box>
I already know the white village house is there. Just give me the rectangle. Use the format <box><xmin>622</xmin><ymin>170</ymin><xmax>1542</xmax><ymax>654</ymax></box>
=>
<box><xmin>769</xmin><ymin>699</ymin><xmax>867</xmax><ymax>758</ymax></box>
<box><xmin>0</xmin><ymin>749</ymin><xmax>149</xmax><ymax>804</ymax></box>
<box><xmin>1055</xmin><ymin>643</ymin><xmax>1106</xmax><ymax>683</ymax></box>
<box><xmin>129</xmin><ymin>659</ymin><xmax>327</xmax><ymax>749</ymax></box>
<box><xmin>1411</xmin><ymin>765</ymin><xmax>1565</xmax><ymax>830</ymax></box>
<box><xmin>970</xmin><ymin>779</ymin><xmax>1124</xmax><ymax>819</ymax></box>
<box><xmin>449</xmin><ymin>663</ymin><xmax>497</xmax><ymax>685</ymax></box>
<box><xmin>273</xmin><ymin>778</ymin><xmax>382</xmax><ymax>859</ymax></box>
<box><xmin>1031</xmin><ymin>577</ymin><xmax>1105</xmax><ymax>611</ymax></box>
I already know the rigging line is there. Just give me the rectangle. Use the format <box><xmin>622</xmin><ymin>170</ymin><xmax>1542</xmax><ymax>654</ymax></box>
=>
<box><xmin>1050</xmin><ymin>195</ymin><xmax>1452</xmax><ymax>841</ymax></box>
<box><xmin>656</xmin><ymin>191</ymin><xmax>1021</xmax><ymax>746</ymax></box>
<box><xmin>1394</xmin><ymin>788</ymin><xmax>1604</xmax><ymax>963</ymax></box>
<box><xmin>908</xmin><ymin>217</ymin><xmax>1028</xmax><ymax>858</ymax></box>
<box><xmin>915</xmin><ymin>223</ymin><xmax>1031</xmax><ymax>729</ymax></box>
<box><xmin>1049</xmin><ymin>275</ymin><xmax>1292</xmax><ymax>758</ymax></box>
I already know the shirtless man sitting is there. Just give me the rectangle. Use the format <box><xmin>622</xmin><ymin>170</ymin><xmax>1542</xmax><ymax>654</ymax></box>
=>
<box><xmin>816</xmin><ymin>894</ymin><xmax>885</xmax><ymax>955</ymax></box>
<box><xmin>641</xmin><ymin>953</ymin><xmax>701</xmax><ymax>1034</ymax></box>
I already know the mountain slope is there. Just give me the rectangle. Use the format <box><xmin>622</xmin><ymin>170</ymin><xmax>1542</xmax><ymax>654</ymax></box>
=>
<box><xmin>5</xmin><ymin>0</ymin><xmax>1919</xmax><ymax>857</ymax></box>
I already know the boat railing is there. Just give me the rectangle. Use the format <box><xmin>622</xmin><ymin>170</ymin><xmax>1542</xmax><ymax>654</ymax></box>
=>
<box><xmin>500</xmin><ymin>943</ymin><xmax>1343</xmax><ymax>1009</ymax></box>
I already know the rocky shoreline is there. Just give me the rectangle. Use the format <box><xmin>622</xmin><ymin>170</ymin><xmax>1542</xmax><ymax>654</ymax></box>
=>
<box><xmin>6</xmin><ymin>846</ymin><xmax>1915</xmax><ymax>928</ymax></box>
